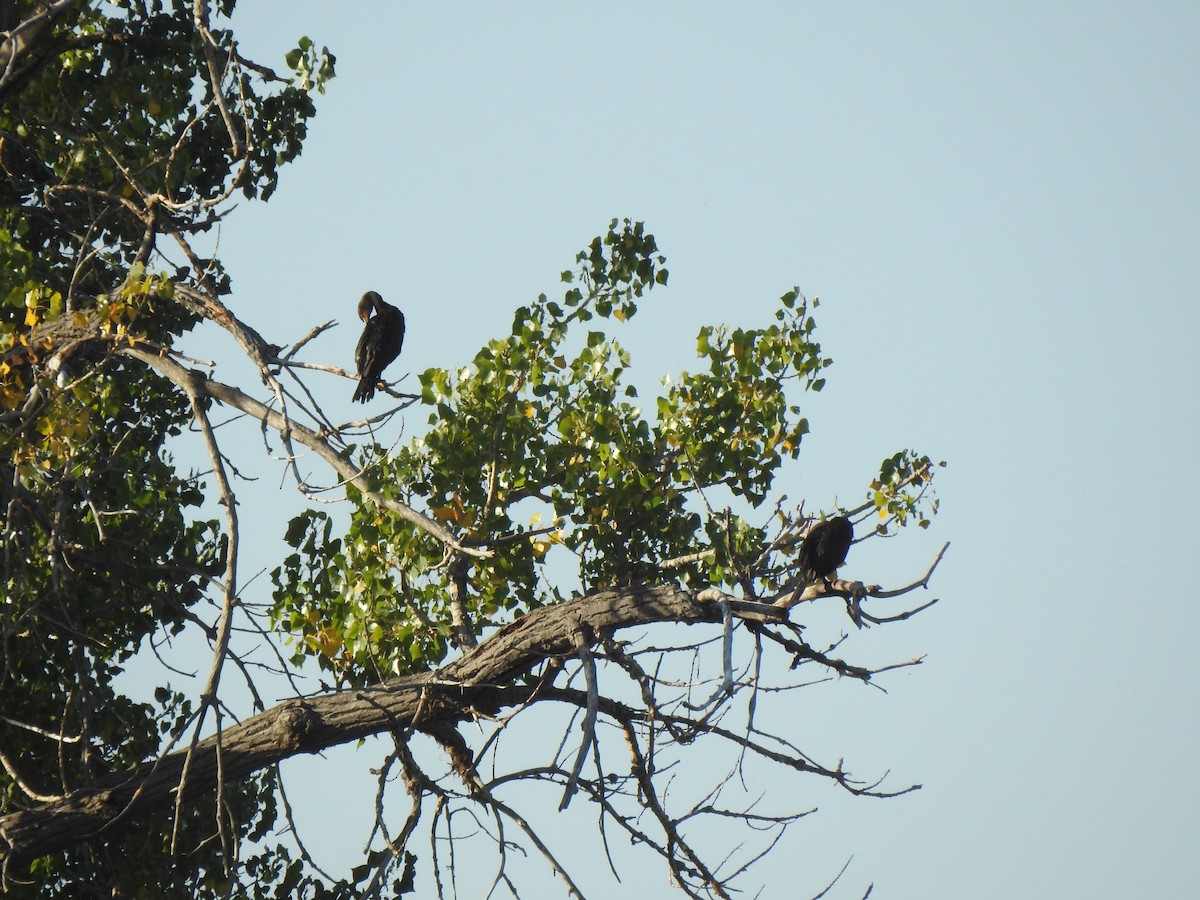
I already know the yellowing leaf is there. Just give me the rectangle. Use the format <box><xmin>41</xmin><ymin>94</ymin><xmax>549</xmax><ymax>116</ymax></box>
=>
<box><xmin>24</xmin><ymin>308</ymin><xmax>38</xmax><ymax>327</ymax></box>
<box><xmin>305</xmin><ymin>627</ymin><xmax>343</xmax><ymax>658</ymax></box>
<box><xmin>431</xmin><ymin>505</ymin><xmax>460</xmax><ymax>524</ymax></box>
<box><xmin>432</xmin><ymin>496</ymin><xmax>475</xmax><ymax>527</ymax></box>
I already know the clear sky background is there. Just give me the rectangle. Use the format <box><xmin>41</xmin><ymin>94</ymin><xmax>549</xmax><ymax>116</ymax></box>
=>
<box><xmin>162</xmin><ymin>3</ymin><xmax>1199</xmax><ymax>897</ymax></box>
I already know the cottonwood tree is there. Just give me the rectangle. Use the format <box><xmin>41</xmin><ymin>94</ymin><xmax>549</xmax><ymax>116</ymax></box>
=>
<box><xmin>0</xmin><ymin>2</ymin><xmax>947</xmax><ymax>897</ymax></box>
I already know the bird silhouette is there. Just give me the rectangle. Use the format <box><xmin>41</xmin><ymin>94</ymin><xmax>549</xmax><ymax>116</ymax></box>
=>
<box><xmin>353</xmin><ymin>291</ymin><xmax>405</xmax><ymax>403</ymax></box>
<box><xmin>797</xmin><ymin>515</ymin><xmax>853</xmax><ymax>582</ymax></box>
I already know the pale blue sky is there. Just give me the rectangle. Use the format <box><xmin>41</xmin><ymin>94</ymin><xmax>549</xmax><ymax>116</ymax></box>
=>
<box><xmin>167</xmin><ymin>3</ymin><xmax>1200</xmax><ymax>897</ymax></box>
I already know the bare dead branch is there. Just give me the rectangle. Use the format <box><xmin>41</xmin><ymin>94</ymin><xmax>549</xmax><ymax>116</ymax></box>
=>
<box><xmin>0</xmin><ymin>748</ymin><xmax>62</xmax><ymax>804</ymax></box>
<box><xmin>0</xmin><ymin>714</ymin><xmax>81</xmax><ymax>744</ymax></box>
<box><xmin>281</xmin><ymin>319</ymin><xmax>337</xmax><ymax>360</ymax></box>
<box><xmin>617</xmin><ymin>716</ymin><xmax>728</xmax><ymax>900</ymax></box>
<box><xmin>191</xmin><ymin>0</ymin><xmax>244</xmax><ymax>158</ymax></box>
<box><xmin>0</xmin><ymin>586</ymin><xmax>734</xmax><ymax>863</ymax></box>
<box><xmin>559</xmin><ymin>623</ymin><xmax>599</xmax><ymax>811</ymax></box>
<box><xmin>773</xmin><ymin>541</ymin><xmax>950</xmax><ymax>626</ymax></box>
<box><xmin>486</xmin><ymin>794</ymin><xmax>587</xmax><ymax>899</ymax></box>
<box><xmin>658</xmin><ymin>547</ymin><xmax>716</xmax><ymax>570</ymax></box>
<box><xmin>860</xmin><ymin>541</ymin><xmax>950</xmax><ymax>599</ymax></box>
<box><xmin>275</xmin><ymin>763</ymin><xmax>334</xmax><ymax>882</ymax></box>
<box><xmin>120</xmin><ymin>344</ymin><xmax>490</xmax><ymax>558</ymax></box>
<box><xmin>170</xmin><ymin>368</ymin><xmax>241</xmax><ymax>854</ymax></box>
<box><xmin>809</xmin><ymin>856</ymin><xmax>855</xmax><ymax>900</ymax></box>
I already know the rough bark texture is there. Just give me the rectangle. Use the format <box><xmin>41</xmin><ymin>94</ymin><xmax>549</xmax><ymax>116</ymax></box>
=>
<box><xmin>0</xmin><ymin>584</ymin><xmax>748</xmax><ymax>867</ymax></box>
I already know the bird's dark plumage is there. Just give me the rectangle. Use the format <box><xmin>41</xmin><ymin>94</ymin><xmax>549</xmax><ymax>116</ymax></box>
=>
<box><xmin>353</xmin><ymin>291</ymin><xmax>405</xmax><ymax>403</ymax></box>
<box><xmin>797</xmin><ymin>515</ymin><xmax>853</xmax><ymax>582</ymax></box>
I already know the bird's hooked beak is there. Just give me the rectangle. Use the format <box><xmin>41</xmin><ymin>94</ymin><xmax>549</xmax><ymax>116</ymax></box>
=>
<box><xmin>358</xmin><ymin>291</ymin><xmax>379</xmax><ymax>322</ymax></box>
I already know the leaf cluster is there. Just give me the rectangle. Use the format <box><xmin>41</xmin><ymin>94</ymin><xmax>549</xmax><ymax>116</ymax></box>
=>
<box><xmin>870</xmin><ymin>449</ymin><xmax>940</xmax><ymax>530</ymax></box>
<box><xmin>271</xmin><ymin>221</ymin><xmax>860</xmax><ymax>687</ymax></box>
<box><xmin>1</xmin><ymin>0</ymin><xmax>332</xmax><ymax>892</ymax></box>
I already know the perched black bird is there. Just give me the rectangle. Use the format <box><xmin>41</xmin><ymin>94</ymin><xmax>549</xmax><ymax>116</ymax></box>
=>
<box><xmin>353</xmin><ymin>291</ymin><xmax>405</xmax><ymax>403</ymax></box>
<box><xmin>797</xmin><ymin>515</ymin><xmax>853</xmax><ymax>582</ymax></box>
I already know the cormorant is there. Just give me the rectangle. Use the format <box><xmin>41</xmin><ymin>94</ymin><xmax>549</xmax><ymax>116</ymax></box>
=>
<box><xmin>353</xmin><ymin>291</ymin><xmax>405</xmax><ymax>403</ymax></box>
<box><xmin>797</xmin><ymin>515</ymin><xmax>853</xmax><ymax>582</ymax></box>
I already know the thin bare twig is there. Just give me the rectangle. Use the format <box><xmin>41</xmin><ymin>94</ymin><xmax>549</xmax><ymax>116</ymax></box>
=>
<box><xmin>170</xmin><ymin>369</ymin><xmax>240</xmax><ymax>854</ymax></box>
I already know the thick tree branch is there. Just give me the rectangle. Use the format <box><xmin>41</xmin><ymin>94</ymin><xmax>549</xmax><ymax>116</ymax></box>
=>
<box><xmin>0</xmin><ymin>0</ymin><xmax>83</xmax><ymax>96</ymax></box>
<box><xmin>0</xmin><ymin>585</ymin><xmax>728</xmax><ymax>868</ymax></box>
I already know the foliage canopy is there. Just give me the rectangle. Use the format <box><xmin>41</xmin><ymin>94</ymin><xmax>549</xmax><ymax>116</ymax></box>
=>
<box><xmin>1</xmin><ymin>3</ymin><xmax>944</xmax><ymax>897</ymax></box>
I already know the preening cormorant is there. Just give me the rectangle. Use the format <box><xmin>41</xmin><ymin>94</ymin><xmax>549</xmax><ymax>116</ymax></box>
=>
<box><xmin>353</xmin><ymin>291</ymin><xmax>405</xmax><ymax>403</ymax></box>
<box><xmin>797</xmin><ymin>515</ymin><xmax>853</xmax><ymax>582</ymax></box>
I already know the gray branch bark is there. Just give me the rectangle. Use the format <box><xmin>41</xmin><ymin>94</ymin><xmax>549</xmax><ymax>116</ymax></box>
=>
<box><xmin>0</xmin><ymin>585</ymin><xmax>748</xmax><ymax>870</ymax></box>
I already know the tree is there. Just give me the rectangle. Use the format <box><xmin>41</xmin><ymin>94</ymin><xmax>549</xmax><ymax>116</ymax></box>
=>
<box><xmin>0</xmin><ymin>3</ymin><xmax>947</xmax><ymax>897</ymax></box>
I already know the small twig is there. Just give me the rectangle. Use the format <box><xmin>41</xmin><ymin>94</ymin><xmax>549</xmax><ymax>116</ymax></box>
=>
<box><xmin>0</xmin><ymin>748</ymin><xmax>62</xmax><ymax>803</ymax></box>
<box><xmin>682</xmin><ymin>594</ymin><xmax>735</xmax><ymax>711</ymax></box>
<box><xmin>275</xmin><ymin>763</ymin><xmax>336</xmax><ymax>881</ymax></box>
<box><xmin>0</xmin><ymin>713</ymin><xmax>81</xmax><ymax>743</ymax></box>
<box><xmin>282</xmin><ymin>319</ymin><xmax>336</xmax><ymax>360</ymax></box>
<box><xmin>486</xmin><ymin>794</ymin><xmax>588</xmax><ymax>899</ymax></box>
<box><xmin>809</xmin><ymin>856</ymin><xmax>855</xmax><ymax>900</ymax></box>
<box><xmin>617</xmin><ymin>717</ymin><xmax>730</xmax><ymax>900</ymax></box>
